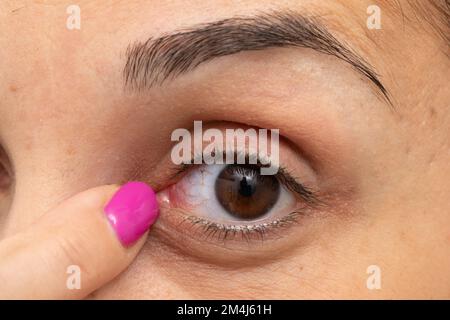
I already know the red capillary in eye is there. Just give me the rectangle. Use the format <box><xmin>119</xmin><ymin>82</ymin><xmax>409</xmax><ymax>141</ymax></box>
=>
<box><xmin>157</xmin><ymin>181</ymin><xmax>198</xmax><ymax>211</ymax></box>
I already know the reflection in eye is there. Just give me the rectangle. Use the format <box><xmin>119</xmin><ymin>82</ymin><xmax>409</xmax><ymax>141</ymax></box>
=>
<box><xmin>161</xmin><ymin>155</ymin><xmax>319</xmax><ymax>242</ymax></box>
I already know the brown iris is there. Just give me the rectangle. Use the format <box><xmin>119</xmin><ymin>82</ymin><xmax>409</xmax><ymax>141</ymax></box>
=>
<box><xmin>214</xmin><ymin>164</ymin><xmax>280</xmax><ymax>220</ymax></box>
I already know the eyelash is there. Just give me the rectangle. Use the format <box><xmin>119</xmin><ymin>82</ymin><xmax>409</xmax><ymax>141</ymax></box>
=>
<box><xmin>166</xmin><ymin>150</ymin><xmax>320</xmax><ymax>242</ymax></box>
<box><xmin>181</xmin><ymin>211</ymin><xmax>301</xmax><ymax>243</ymax></box>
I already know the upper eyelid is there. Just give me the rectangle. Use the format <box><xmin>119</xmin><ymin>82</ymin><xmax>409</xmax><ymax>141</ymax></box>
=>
<box><xmin>190</xmin><ymin>149</ymin><xmax>275</xmax><ymax>166</ymax></box>
<box><xmin>166</xmin><ymin>149</ymin><xmax>272</xmax><ymax>181</ymax></box>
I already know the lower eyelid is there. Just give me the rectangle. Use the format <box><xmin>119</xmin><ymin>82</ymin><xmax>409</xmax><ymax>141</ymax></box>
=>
<box><xmin>183</xmin><ymin>211</ymin><xmax>302</xmax><ymax>241</ymax></box>
<box><xmin>154</xmin><ymin>179</ymin><xmax>338</xmax><ymax>265</ymax></box>
<box><xmin>157</xmin><ymin>185</ymin><xmax>313</xmax><ymax>242</ymax></box>
<box><xmin>150</xmin><ymin>203</ymin><xmax>322</xmax><ymax>268</ymax></box>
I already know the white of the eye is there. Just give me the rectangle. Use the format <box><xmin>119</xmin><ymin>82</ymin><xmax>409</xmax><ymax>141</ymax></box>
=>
<box><xmin>179</xmin><ymin>164</ymin><xmax>295</xmax><ymax>224</ymax></box>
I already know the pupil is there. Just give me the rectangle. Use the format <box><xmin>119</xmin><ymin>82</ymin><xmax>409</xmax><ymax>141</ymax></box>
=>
<box><xmin>239</xmin><ymin>177</ymin><xmax>255</xmax><ymax>197</ymax></box>
<box><xmin>215</xmin><ymin>164</ymin><xmax>280</xmax><ymax>220</ymax></box>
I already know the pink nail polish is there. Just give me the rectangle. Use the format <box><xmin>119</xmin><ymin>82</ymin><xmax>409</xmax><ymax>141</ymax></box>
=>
<box><xmin>104</xmin><ymin>182</ymin><xmax>159</xmax><ymax>246</ymax></box>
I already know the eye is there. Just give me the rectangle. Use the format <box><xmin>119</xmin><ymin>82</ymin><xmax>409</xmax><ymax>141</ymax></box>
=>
<box><xmin>158</xmin><ymin>155</ymin><xmax>318</xmax><ymax>242</ymax></box>
<box><xmin>173</xmin><ymin>163</ymin><xmax>295</xmax><ymax>222</ymax></box>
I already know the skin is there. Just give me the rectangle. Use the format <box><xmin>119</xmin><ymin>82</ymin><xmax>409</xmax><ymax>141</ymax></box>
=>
<box><xmin>0</xmin><ymin>0</ymin><xmax>449</xmax><ymax>299</ymax></box>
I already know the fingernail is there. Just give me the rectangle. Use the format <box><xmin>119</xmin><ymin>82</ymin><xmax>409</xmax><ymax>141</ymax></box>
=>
<box><xmin>104</xmin><ymin>182</ymin><xmax>159</xmax><ymax>246</ymax></box>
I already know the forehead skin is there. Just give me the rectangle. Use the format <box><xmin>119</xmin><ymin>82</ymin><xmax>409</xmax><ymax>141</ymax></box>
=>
<box><xmin>0</xmin><ymin>0</ymin><xmax>449</xmax><ymax>298</ymax></box>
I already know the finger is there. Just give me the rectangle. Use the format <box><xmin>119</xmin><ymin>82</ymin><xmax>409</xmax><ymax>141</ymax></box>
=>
<box><xmin>0</xmin><ymin>181</ymin><xmax>159</xmax><ymax>299</ymax></box>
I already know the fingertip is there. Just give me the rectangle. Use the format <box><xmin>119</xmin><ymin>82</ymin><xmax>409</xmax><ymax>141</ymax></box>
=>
<box><xmin>104</xmin><ymin>182</ymin><xmax>160</xmax><ymax>247</ymax></box>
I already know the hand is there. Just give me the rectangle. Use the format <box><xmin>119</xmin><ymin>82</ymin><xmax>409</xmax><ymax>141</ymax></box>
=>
<box><xmin>0</xmin><ymin>182</ymin><xmax>159</xmax><ymax>299</ymax></box>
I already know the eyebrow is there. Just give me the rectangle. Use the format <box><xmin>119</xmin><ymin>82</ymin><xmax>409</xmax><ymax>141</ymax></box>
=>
<box><xmin>123</xmin><ymin>10</ymin><xmax>391</xmax><ymax>105</ymax></box>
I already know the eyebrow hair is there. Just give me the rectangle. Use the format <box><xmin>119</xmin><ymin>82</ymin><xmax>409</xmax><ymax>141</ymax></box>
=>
<box><xmin>124</xmin><ymin>10</ymin><xmax>392</xmax><ymax>105</ymax></box>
